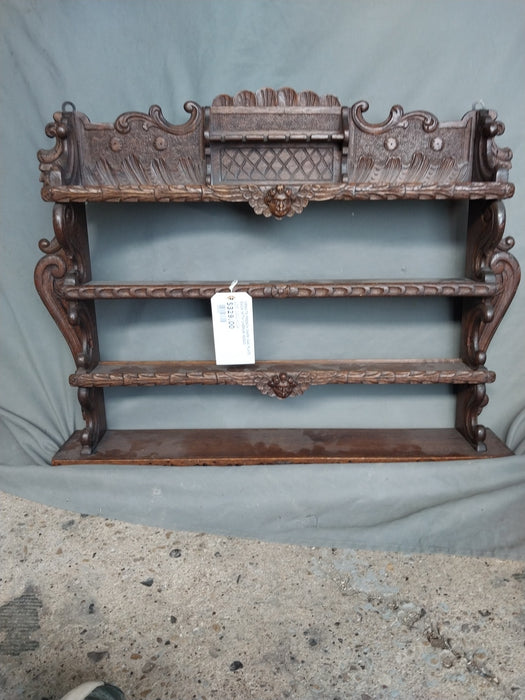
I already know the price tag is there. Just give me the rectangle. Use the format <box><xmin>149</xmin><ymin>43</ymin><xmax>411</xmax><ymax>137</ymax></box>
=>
<box><xmin>211</xmin><ymin>289</ymin><xmax>255</xmax><ymax>365</ymax></box>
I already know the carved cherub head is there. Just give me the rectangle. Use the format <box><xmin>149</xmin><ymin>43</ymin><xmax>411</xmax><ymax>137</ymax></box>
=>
<box><xmin>264</xmin><ymin>184</ymin><xmax>293</xmax><ymax>218</ymax></box>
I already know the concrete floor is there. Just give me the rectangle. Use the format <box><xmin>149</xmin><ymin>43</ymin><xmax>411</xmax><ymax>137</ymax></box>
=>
<box><xmin>1</xmin><ymin>491</ymin><xmax>524</xmax><ymax>700</ymax></box>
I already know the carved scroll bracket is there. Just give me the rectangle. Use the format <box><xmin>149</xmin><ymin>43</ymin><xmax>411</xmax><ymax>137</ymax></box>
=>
<box><xmin>35</xmin><ymin>202</ymin><xmax>107</xmax><ymax>455</ymax></box>
<box><xmin>461</xmin><ymin>300</ymin><xmax>495</xmax><ymax>368</ymax></box>
<box><xmin>38</xmin><ymin>102</ymin><xmax>81</xmax><ymax>186</ymax></box>
<box><xmin>35</xmin><ymin>203</ymin><xmax>99</xmax><ymax>371</ymax></box>
<box><xmin>468</xmin><ymin>200</ymin><xmax>507</xmax><ymax>280</ymax></box>
<box><xmin>475</xmin><ymin>110</ymin><xmax>513</xmax><ymax>183</ymax></box>
<box><xmin>455</xmin><ymin>384</ymin><xmax>488</xmax><ymax>453</ymax></box>
<box><xmin>462</xmin><ymin>200</ymin><xmax>521</xmax><ymax>367</ymax></box>
<box><xmin>78</xmin><ymin>387</ymin><xmax>106</xmax><ymax>455</ymax></box>
<box><xmin>478</xmin><ymin>236</ymin><xmax>521</xmax><ymax>354</ymax></box>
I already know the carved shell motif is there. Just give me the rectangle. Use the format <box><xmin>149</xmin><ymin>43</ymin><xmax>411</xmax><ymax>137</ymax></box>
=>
<box><xmin>212</xmin><ymin>87</ymin><xmax>341</xmax><ymax>107</ymax></box>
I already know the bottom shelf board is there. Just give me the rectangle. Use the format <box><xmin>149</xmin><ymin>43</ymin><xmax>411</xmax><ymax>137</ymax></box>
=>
<box><xmin>52</xmin><ymin>428</ymin><xmax>513</xmax><ymax>465</ymax></box>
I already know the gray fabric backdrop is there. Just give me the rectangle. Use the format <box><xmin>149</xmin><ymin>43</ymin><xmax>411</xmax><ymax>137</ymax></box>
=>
<box><xmin>1</xmin><ymin>0</ymin><xmax>524</xmax><ymax>557</ymax></box>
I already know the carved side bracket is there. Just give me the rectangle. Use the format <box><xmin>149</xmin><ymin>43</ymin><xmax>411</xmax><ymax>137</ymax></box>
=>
<box><xmin>455</xmin><ymin>384</ymin><xmax>488</xmax><ymax>452</ymax></box>
<box><xmin>37</xmin><ymin>103</ymin><xmax>81</xmax><ymax>186</ymax></box>
<box><xmin>479</xmin><ymin>237</ymin><xmax>521</xmax><ymax>352</ymax></box>
<box><xmin>78</xmin><ymin>388</ymin><xmax>106</xmax><ymax>456</ymax></box>
<box><xmin>461</xmin><ymin>200</ymin><xmax>521</xmax><ymax>368</ymax></box>
<box><xmin>35</xmin><ymin>204</ymin><xmax>97</xmax><ymax>369</ymax></box>
<box><xmin>473</xmin><ymin>109</ymin><xmax>513</xmax><ymax>184</ymax></box>
<box><xmin>35</xmin><ymin>202</ymin><xmax>106</xmax><ymax>453</ymax></box>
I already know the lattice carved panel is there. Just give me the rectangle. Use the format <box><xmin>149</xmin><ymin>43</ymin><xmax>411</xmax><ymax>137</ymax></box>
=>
<box><xmin>216</xmin><ymin>146</ymin><xmax>338</xmax><ymax>184</ymax></box>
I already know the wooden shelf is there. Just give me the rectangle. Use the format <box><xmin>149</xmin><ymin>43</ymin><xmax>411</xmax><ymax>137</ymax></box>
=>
<box><xmin>70</xmin><ymin>360</ymin><xmax>495</xmax><ymax>392</ymax></box>
<box><xmin>41</xmin><ymin>181</ymin><xmax>514</xmax><ymax>204</ymax></box>
<box><xmin>52</xmin><ymin>428</ymin><xmax>513</xmax><ymax>465</ymax></box>
<box><xmin>61</xmin><ymin>279</ymin><xmax>499</xmax><ymax>300</ymax></box>
<box><xmin>35</xmin><ymin>90</ymin><xmax>520</xmax><ymax>463</ymax></box>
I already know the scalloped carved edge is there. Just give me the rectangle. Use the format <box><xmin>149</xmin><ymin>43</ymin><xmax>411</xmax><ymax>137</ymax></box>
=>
<box><xmin>212</xmin><ymin>87</ymin><xmax>341</xmax><ymax>108</ymax></box>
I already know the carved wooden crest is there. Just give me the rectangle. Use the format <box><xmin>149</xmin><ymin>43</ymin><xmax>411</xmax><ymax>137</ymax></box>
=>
<box><xmin>38</xmin><ymin>90</ymin><xmax>514</xmax><ymax>216</ymax></box>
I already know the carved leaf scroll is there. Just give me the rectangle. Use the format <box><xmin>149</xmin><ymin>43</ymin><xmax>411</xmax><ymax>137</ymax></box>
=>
<box><xmin>351</xmin><ymin>101</ymin><xmax>439</xmax><ymax>134</ymax></box>
<box><xmin>114</xmin><ymin>102</ymin><xmax>202</xmax><ymax>135</ymax></box>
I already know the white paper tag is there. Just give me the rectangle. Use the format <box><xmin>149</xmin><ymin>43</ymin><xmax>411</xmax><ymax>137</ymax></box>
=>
<box><xmin>211</xmin><ymin>291</ymin><xmax>255</xmax><ymax>365</ymax></box>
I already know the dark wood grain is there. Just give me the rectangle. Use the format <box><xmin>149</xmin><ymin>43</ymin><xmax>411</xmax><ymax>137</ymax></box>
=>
<box><xmin>52</xmin><ymin>428</ymin><xmax>513</xmax><ymax>465</ymax></box>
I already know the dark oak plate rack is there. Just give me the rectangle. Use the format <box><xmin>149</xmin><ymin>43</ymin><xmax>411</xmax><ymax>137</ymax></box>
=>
<box><xmin>36</xmin><ymin>88</ymin><xmax>520</xmax><ymax>465</ymax></box>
